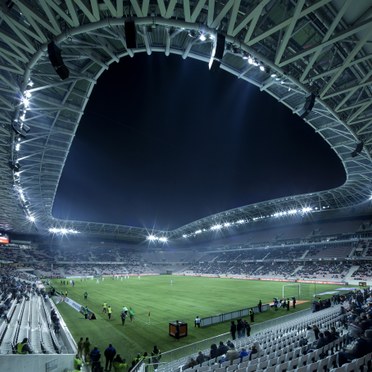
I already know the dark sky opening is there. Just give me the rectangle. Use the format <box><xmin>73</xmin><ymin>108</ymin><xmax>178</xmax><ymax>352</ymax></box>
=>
<box><xmin>53</xmin><ymin>53</ymin><xmax>345</xmax><ymax>230</ymax></box>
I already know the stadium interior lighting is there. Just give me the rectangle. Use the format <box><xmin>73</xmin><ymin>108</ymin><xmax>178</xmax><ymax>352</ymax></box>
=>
<box><xmin>49</xmin><ymin>227</ymin><xmax>80</xmax><ymax>235</ymax></box>
<box><xmin>21</xmin><ymin>97</ymin><xmax>30</xmax><ymax>107</ymax></box>
<box><xmin>259</xmin><ymin>65</ymin><xmax>265</xmax><ymax>72</ymax></box>
<box><xmin>27</xmin><ymin>216</ymin><xmax>36</xmax><ymax>222</ymax></box>
<box><xmin>302</xmin><ymin>207</ymin><xmax>312</xmax><ymax>213</ymax></box>
<box><xmin>181</xmin><ymin>205</ymin><xmax>317</xmax><ymax>239</ymax></box>
<box><xmin>247</xmin><ymin>56</ymin><xmax>254</xmax><ymax>65</ymax></box>
<box><xmin>199</xmin><ymin>33</ymin><xmax>207</xmax><ymax>41</ymax></box>
<box><xmin>146</xmin><ymin>235</ymin><xmax>168</xmax><ymax>243</ymax></box>
<box><xmin>15</xmin><ymin>143</ymin><xmax>21</xmax><ymax>151</ymax></box>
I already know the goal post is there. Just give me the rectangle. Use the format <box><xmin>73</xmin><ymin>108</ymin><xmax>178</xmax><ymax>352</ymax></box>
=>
<box><xmin>282</xmin><ymin>283</ymin><xmax>301</xmax><ymax>300</ymax></box>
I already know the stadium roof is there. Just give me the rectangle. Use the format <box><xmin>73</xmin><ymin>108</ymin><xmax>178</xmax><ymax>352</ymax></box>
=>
<box><xmin>0</xmin><ymin>0</ymin><xmax>371</xmax><ymax>243</ymax></box>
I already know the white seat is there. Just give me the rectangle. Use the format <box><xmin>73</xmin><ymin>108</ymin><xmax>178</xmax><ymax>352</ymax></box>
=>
<box><xmin>231</xmin><ymin>358</ymin><xmax>241</xmax><ymax>366</ymax></box>
<box><xmin>285</xmin><ymin>351</ymin><xmax>294</xmax><ymax>362</ymax></box>
<box><xmin>256</xmin><ymin>360</ymin><xmax>268</xmax><ymax>370</ymax></box>
<box><xmin>307</xmin><ymin>361</ymin><xmax>319</xmax><ymax>372</ymax></box>
<box><xmin>238</xmin><ymin>361</ymin><xmax>248</xmax><ymax>369</ymax></box>
<box><xmin>199</xmin><ymin>366</ymin><xmax>210</xmax><ymax>372</ymax></box>
<box><xmin>264</xmin><ymin>366</ymin><xmax>276</xmax><ymax>372</ymax></box>
<box><xmin>294</xmin><ymin>365</ymin><xmax>308</xmax><ymax>372</ymax></box>
<box><xmin>275</xmin><ymin>361</ymin><xmax>289</xmax><ymax>372</ymax></box>
<box><xmin>225</xmin><ymin>365</ymin><xmax>236</xmax><ymax>372</ymax></box>
<box><xmin>317</xmin><ymin>357</ymin><xmax>329</xmax><ymax>372</ymax></box>
<box><xmin>247</xmin><ymin>363</ymin><xmax>257</xmax><ymax>372</ymax></box>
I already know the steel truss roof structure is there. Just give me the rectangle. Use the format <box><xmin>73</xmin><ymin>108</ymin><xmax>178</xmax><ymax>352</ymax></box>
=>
<box><xmin>0</xmin><ymin>0</ymin><xmax>371</xmax><ymax>242</ymax></box>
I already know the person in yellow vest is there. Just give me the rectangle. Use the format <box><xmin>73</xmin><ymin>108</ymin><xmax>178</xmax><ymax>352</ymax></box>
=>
<box><xmin>107</xmin><ymin>305</ymin><xmax>112</xmax><ymax>320</ymax></box>
<box><xmin>113</xmin><ymin>354</ymin><xmax>127</xmax><ymax>372</ymax></box>
<box><xmin>74</xmin><ymin>354</ymin><xmax>83</xmax><ymax>370</ymax></box>
<box><xmin>16</xmin><ymin>337</ymin><xmax>32</xmax><ymax>354</ymax></box>
<box><xmin>102</xmin><ymin>302</ymin><xmax>107</xmax><ymax>314</ymax></box>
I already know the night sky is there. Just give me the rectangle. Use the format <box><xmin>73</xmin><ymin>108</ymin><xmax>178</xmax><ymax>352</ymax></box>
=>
<box><xmin>53</xmin><ymin>53</ymin><xmax>345</xmax><ymax>230</ymax></box>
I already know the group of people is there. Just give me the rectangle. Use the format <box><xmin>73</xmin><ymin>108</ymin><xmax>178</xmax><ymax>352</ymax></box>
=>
<box><xmin>298</xmin><ymin>288</ymin><xmax>372</xmax><ymax>367</ymax></box>
<box><xmin>76</xmin><ymin>338</ymin><xmax>127</xmax><ymax>372</ymax></box>
<box><xmin>75</xmin><ymin>336</ymin><xmax>162</xmax><ymax>372</ymax></box>
<box><xmin>183</xmin><ymin>339</ymin><xmax>259</xmax><ymax>369</ymax></box>
<box><xmin>185</xmin><ymin>288</ymin><xmax>372</xmax><ymax>371</ymax></box>
<box><xmin>230</xmin><ymin>319</ymin><xmax>252</xmax><ymax>340</ymax></box>
<box><xmin>129</xmin><ymin>345</ymin><xmax>162</xmax><ymax>371</ymax></box>
<box><xmin>100</xmin><ymin>303</ymin><xmax>135</xmax><ymax>323</ymax></box>
<box><xmin>272</xmin><ymin>297</ymin><xmax>296</xmax><ymax>311</ymax></box>
<box><xmin>120</xmin><ymin>306</ymin><xmax>135</xmax><ymax>325</ymax></box>
<box><xmin>335</xmin><ymin>288</ymin><xmax>372</xmax><ymax>366</ymax></box>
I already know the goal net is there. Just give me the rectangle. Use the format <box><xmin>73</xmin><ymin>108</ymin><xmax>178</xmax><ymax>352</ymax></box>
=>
<box><xmin>282</xmin><ymin>283</ymin><xmax>301</xmax><ymax>299</ymax></box>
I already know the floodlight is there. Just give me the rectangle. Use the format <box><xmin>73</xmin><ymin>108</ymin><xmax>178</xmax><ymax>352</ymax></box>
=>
<box><xmin>209</xmin><ymin>33</ymin><xmax>225</xmax><ymax>70</ymax></box>
<box><xmin>199</xmin><ymin>33</ymin><xmax>207</xmax><ymax>41</ymax></box>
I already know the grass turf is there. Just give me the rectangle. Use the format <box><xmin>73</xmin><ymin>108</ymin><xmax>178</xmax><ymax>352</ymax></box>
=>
<box><xmin>50</xmin><ymin>276</ymin><xmax>344</xmax><ymax>363</ymax></box>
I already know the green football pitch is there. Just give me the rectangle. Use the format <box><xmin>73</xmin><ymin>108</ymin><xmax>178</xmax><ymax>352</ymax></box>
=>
<box><xmin>50</xmin><ymin>276</ymin><xmax>345</xmax><ymax>363</ymax></box>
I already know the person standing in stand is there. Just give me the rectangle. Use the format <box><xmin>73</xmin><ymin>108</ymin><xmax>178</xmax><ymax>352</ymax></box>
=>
<box><xmin>249</xmin><ymin>309</ymin><xmax>255</xmax><ymax>323</ymax></box>
<box><xmin>83</xmin><ymin>337</ymin><xmax>91</xmax><ymax>362</ymax></box>
<box><xmin>77</xmin><ymin>337</ymin><xmax>84</xmax><ymax>358</ymax></box>
<box><xmin>104</xmin><ymin>343</ymin><xmax>117</xmax><ymax>372</ymax></box>
<box><xmin>245</xmin><ymin>320</ymin><xmax>251</xmax><ymax>337</ymax></box>
<box><xmin>230</xmin><ymin>320</ymin><xmax>237</xmax><ymax>340</ymax></box>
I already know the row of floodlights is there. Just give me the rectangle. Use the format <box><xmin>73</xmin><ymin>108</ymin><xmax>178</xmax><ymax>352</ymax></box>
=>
<box><xmin>182</xmin><ymin>206</ymin><xmax>316</xmax><ymax>239</ymax></box>
<box><xmin>146</xmin><ymin>235</ymin><xmax>168</xmax><ymax>243</ymax></box>
<box><xmin>188</xmin><ymin>31</ymin><xmax>281</xmax><ymax>79</ymax></box>
<box><xmin>49</xmin><ymin>227</ymin><xmax>80</xmax><ymax>235</ymax></box>
<box><xmin>10</xmin><ymin>81</ymin><xmax>36</xmax><ymax>224</ymax></box>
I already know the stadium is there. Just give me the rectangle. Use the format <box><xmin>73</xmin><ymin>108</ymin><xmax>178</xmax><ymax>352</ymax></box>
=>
<box><xmin>0</xmin><ymin>1</ymin><xmax>372</xmax><ymax>372</ymax></box>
